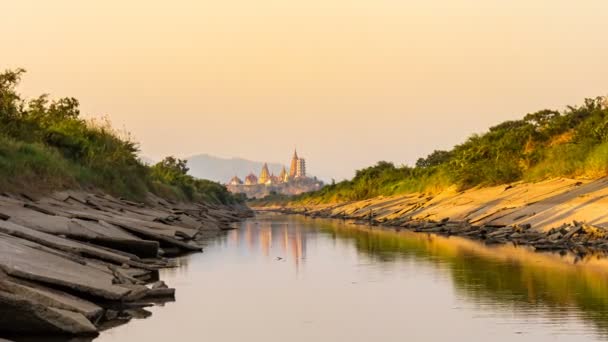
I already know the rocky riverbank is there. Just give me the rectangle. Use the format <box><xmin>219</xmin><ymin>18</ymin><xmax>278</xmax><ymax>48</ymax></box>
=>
<box><xmin>258</xmin><ymin>178</ymin><xmax>608</xmax><ymax>256</ymax></box>
<box><xmin>0</xmin><ymin>190</ymin><xmax>252</xmax><ymax>338</ymax></box>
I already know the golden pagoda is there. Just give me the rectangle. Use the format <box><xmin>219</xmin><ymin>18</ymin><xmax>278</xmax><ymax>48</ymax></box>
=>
<box><xmin>279</xmin><ymin>166</ymin><xmax>288</xmax><ymax>183</ymax></box>
<box><xmin>289</xmin><ymin>149</ymin><xmax>299</xmax><ymax>178</ymax></box>
<box><xmin>258</xmin><ymin>163</ymin><xmax>271</xmax><ymax>184</ymax></box>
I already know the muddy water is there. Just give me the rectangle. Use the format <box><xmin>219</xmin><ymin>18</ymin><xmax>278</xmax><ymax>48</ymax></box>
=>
<box><xmin>99</xmin><ymin>213</ymin><xmax>608</xmax><ymax>341</ymax></box>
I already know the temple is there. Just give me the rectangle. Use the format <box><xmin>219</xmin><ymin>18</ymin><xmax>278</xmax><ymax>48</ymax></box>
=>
<box><xmin>229</xmin><ymin>175</ymin><xmax>243</xmax><ymax>185</ymax></box>
<box><xmin>258</xmin><ymin>163</ymin><xmax>271</xmax><ymax>184</ymax></box>
<box><xmin>289</xmin><ymin>150</ymin><xmax>306</xmax><ymax>179</ymax></box>
<box><xmin>226</xmin><ymin>149</ymin><xmax>323</xmax><ymax>198</ymax></box>
<box><xmin>255</xmin><ymin>150</ymin><xmax>308</xmax><ymax>185</ymax></box>
<box><xmin>244</xmin><ymin>173</ymin><xmax>258</xmax><ymax>185</ymax></box>
<box><xmin>279</xmin><ymin>166</ymin><xmax>288</xmax><ymax>183</ymax></box>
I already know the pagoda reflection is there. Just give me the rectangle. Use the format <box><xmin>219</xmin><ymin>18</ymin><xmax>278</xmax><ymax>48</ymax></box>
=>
<box><xmin>231</xmin><ymin>219</ymin><xmax>307</xmax><ymax>270</ymax></box>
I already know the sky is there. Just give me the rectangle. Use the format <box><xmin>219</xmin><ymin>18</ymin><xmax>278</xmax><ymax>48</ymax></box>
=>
<box><xmin>3</xmin><ymin>0</ymin><xmax>608</xmax><ymax>181</ymax></box>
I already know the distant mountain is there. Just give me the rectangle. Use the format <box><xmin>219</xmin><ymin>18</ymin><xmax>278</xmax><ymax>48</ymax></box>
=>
<box><xmin>186</xmin><ymin>154</ymin><xmax>284</xmax><ymax>184</ymax></box>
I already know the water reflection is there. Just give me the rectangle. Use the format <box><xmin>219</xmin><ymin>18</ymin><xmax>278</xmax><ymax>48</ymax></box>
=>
<box><xmin>229</xmin><ymin>220</ymin><xmax>307</xmax><ymax>270</ymax></box>
<box><xmin>98</xmin><ymin>213</ymin><xmax>608</xmax><ymax>342</ymax></box>
<box><xmin>302</xmin><ymin>215</ymin><xmax>608</xmax><ymax>340</ymax></box>
<box><xmin>238</xmin><ymin>214</ymin><xmax>608</xmax><ymax>339</ymax></box>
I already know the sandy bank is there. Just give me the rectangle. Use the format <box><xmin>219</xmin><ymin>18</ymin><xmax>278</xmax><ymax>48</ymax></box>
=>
<box><xmin>260</xmin><ymin>178</ymin><xmax>608</xmax><ymax>254</ymax></box>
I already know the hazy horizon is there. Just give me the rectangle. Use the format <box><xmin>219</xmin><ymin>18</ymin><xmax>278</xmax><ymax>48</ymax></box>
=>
<box><xmin>4</xmin><ymin>0</ymin><xmax>608</xmax><ymax>181</ymax></box>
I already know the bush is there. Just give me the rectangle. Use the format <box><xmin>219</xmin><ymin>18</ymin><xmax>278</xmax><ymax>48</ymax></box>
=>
<box><xmin>0</xmin><ymin>69</ymin><xmax>238</xmax><ymax>204</ymax></box>
<box><xmin>293</xmin><ymin>96</ymin><xmax>608</xmax><ymax>204</ymax></box>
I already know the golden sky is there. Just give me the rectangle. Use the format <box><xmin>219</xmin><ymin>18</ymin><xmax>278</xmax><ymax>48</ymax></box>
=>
<box><xmin>3</xmin><ymin>0</ymin><xmax>608</xmax><ymax>180</ymax></box>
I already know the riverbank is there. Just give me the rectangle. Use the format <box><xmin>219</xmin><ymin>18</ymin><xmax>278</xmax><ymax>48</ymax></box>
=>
<box><xmin>93</xmin><ymin>213</ymin><xmax>608</xmax><ymax>341</ymax></box>
<box><xmin>0</xmin><ymin>190</ymin><xmax>252</xmax><ymax>338</ymax></box>
<box><xmin>256</xmin><ymin>177</ymin><xmax>608</xmax><ymax>255</ymax></box>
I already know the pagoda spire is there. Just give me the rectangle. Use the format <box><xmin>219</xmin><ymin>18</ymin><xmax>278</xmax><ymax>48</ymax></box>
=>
<box><xmin>279</xmin><ymin>166</ymin><xmax>288</xmax><ymax>182</ymax></box>
<box><xmin>259</xmin><ymin>163</ymin><xmax>271</xmax><ymax>184</ymax></box>
<box><xmin>289</xmin><ymin>149</ymin><xmax>299</xmax><ymax>178</ymax></box>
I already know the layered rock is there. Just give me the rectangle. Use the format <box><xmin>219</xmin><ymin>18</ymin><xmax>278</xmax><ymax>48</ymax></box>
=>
<box><xmin>0</xmin><ymin>191</ymin><xmax>252</xmax><ymax>337</ymax></box>
<box><xmin>264</xmin><ymin>178</ymin><xmax>608</xmax><ymax>255</ymax></box>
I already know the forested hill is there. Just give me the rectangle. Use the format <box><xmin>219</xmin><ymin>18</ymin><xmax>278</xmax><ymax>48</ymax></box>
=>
<box><xmin>0</xmin><ymin>69</ymin><xmax>240</xmax><ymax>204</ymax></box>
<box><xmin>296</xmin><ymin>96</ymin><xmax>608</xmax><ymax>204</ymax></box>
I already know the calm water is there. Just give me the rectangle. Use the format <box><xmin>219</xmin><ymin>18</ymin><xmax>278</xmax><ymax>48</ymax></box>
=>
<box><xmin>98</xmin><ymin>213</ymin><xmax>608</xmax><ymax>342</ymax></box>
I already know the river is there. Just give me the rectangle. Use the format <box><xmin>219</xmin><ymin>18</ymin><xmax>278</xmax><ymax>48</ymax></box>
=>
<box><xmin>98</xmin><ymin>213</ymin><xmax>608</xmax><ymax>341</ymax></box>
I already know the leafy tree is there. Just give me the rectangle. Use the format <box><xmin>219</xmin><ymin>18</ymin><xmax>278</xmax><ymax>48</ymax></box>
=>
<box><xmin>524</xmin><ymin>109</ymin><xmax>560</xmax><ymax>128</ymax></box>
<box><xmin>0</xmin><ymin>68</ymin><xmax>26</xmax><ymax>133</ymax></box>
<box><xmin>416</xmin><ymin>150</ymin><xmax>451</xmax><ymax>168</ymax></box>
<box><xmin>151</xmin><ymin>156</ymin><xmax>190</xmax><ymax>184</ymax></box>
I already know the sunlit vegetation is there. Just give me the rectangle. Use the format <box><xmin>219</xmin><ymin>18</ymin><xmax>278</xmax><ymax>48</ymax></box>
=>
<box><xmin>295</xmin><ymin>96</ymin><xmax>608</xmax><ymax>204</ymax></box>
<box><xmin>0</xmin><ymin>69</ymin><xmax>239</xmax><ymax>204</ymax></box>
<box><xmin>149</xmin><ymin>156</ymin><xmax>240</xmax><ymax>204</ymax></box>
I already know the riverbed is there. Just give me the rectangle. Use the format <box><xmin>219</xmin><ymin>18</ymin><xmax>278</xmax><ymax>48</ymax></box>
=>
<box><xmin>98</xmin><ymin>213</ymin><xmax>608</xmax><ymax>341</ymax></box>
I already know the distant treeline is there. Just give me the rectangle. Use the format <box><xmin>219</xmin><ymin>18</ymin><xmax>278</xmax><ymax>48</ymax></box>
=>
<box><xmin>0</xmin><ymin>69</ymin><xmax>241</xmax><ymax>204</ymax></box>
<box><xmin>295</xmin><ymin>96</ymin><xmax>608</xmax><ymax>204</ymax></box>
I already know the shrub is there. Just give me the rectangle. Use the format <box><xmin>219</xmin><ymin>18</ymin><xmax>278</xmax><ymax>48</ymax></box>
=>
<box><xmin>0</xmin><ymin>69</ymin><xmax>237</xmax><ymax>204</ymax></box>
<box><xmin>292</xmin><ymin>96</ymin><xmax>608</xmax><ymax>204</ymax></box>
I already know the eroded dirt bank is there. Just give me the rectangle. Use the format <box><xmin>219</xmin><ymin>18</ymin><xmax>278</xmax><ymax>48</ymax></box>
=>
<box><xmin>0</xmin><ymin>190</ymin><xmax>252</xmax><ymax>338</ymax></box>
<box><xmin>260</xmin><ymin>178</ymin><xmax>608</xmax><ymax>254</ymax></box>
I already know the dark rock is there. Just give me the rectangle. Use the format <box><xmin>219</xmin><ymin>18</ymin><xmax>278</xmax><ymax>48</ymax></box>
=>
<box><xmin>105</xmin><ymin>310</ymin><xmax>119</xmax><ymax>321</ymax></box>
<box><xmin>79</xmin><ymin>237</ymin><xmax>159</xmax><ymax>259</ymax></box>
<box><xmin>23</xmin><ymin>203</ymin><xmax>56</xmax><ymax>216</ymax></box>
<box><xmin>0</xmin><ymin>290</ymin><xmax>98</xmax><ymax>335</ymax></box>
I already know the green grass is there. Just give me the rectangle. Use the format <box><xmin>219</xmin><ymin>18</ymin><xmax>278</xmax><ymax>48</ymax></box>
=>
<box><xmin>0</xmin><ymin>68</ymin><xmax>240</xmax><ymax>204</ymax></box>
<box><xmin>524</xmin><ymin>143</ymin><xmax>590</xmax><ymax>181</ymax></box>
<box><xmin>583</xmin><ymin>142</ymin><xmax>608</xmax><ymax>178</ymax></box>
<box><xmin>0</xmin><ymin>135</ymin><xmax>78</xmax><ymax>192</ymax></box>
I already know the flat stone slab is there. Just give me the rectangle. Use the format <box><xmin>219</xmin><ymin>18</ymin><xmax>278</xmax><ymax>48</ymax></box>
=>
<box><xmin>6</xmin><ymin>205</ymin><xmax>138</xmax><ymax>241</ymax></box>
<box><xmin>0</xmin><ymin>290</ymin><xmax>97</xmax><ymax>335</ymax></box>
<box><xmin>0</xmin><ymin>235</ymin><xmax>131</xmax><ymax>300</ymax></box>
<box><xmin>0</xmin><ymin>220</ymin><xmax>142</xmax><ymax>267</ymax></box>
<box><xmin>0</xmin><ymin>276</ymin><xmax>103</xmax><ymax>320</ymax></box>
<box><xmin>65</xmin><ymin>212</ymin><xmax>202</xmax><ymax>251</ymax></box>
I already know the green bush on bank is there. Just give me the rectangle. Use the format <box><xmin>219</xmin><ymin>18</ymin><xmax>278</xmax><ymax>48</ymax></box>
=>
<box><xmin>149</xmin><ymin>156</ymin><xmax>237</xmax><ymax>203</ymax></box>
<box><xmin>0</xmin><ymin>69</ymin><xmax>240</xmax><ymax>204</ymax></box>
<box><xmin>0</xmin><ymin>135</ymin><xmax>78</xmax><ymax>191</ymax></box>
<box><xmin>294</xmin><ymin>97</ymin><xmax>608</xmax><ymax>204</ymax></box>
